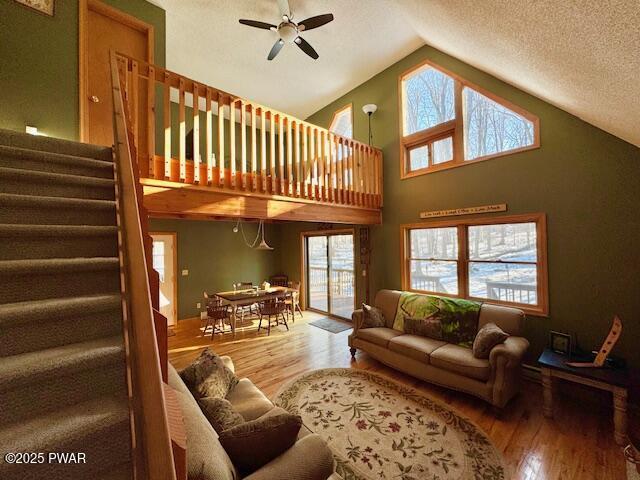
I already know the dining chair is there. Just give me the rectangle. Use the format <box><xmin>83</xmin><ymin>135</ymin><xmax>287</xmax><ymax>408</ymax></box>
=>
<box><xmin>203</xmin><ymin>292</ymin><xmax>231</xmax><ymax>338</ymax></box>
<box><xmin>285</xmin><ymin>281</ymin><xmax>303</xmax><ymax>322</ymax></box>
<box><xmin>269</xmin><ymin>274</ymin><xmax>288</xmax><ymax>287</ymax></box>
<box><xmin>257</xmin><ymin>298</ymin><xmax>288</xmax><ymax>335</ymax></box>
<box><xmin>233</xmin><ymin>282</ymin><xmax>258</xmax><ymax>320</ymax></box>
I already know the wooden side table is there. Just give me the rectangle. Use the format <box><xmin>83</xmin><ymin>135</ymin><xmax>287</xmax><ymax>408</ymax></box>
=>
<box><xmin>538</xmin><ymin>348</ymin><xmax>629</xmax><ymax>446</ymax></box>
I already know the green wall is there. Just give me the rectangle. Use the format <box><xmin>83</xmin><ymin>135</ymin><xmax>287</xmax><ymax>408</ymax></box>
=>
<box><xmin>305</xmin><ymin>45</ymin><xmax>640</xmax><ymax>367</ymax></box>
<box><xmin>0</xmin><ymin>0</ymin><xmax>165</xmax><ymax>141</ymax></box>
<box><xmin>149</xmin><ymin>218</ymin><xmax>280</xmax><ymax>320</ymax></box>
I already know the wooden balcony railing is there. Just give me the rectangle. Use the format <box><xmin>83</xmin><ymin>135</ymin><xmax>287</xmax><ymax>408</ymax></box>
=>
<box><xmin>114</xmin><ymin>53</ymin><xmax>383</xmax><ymax>211</ymax></box>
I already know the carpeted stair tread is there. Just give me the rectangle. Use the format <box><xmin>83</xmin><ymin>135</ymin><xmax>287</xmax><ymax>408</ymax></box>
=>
<box><xmin>0</xmin><ymin>336</ymin><xmax>125</xmax><ymax>393</ymax></box>
<box><xmin>0</xmin><ymin>165</ymin><xmax>115</xmax><ymax>187</ymax></box>
<box><xmin>0</xmin><ymin>192</ymin><xmax>116</xmax><ymax>210</ymax></box>
<box><xmin>0</xmin><ymin>257</ymin><xmax>120</xmax><ymax>275</ymax></box>
<box><xmin>0</xmin><ymin>293</ymin><xmax>121</xmax><ymax>329</ymax></box>
<box><xmin>0</xmin><ymin>224</ymin><xmax>117</xmax><ymax>237</ymax></box>
<box><xmin>0</xmin><ymin>145</ymin><xmax>114</xmax><ymax>178</ymax></box>
<box><xmin>0</xmin><ymin>396</ymin><xmax>131</xmax><ymax>470</ymax></box>
<box><xmin>95</xmin><ymin>462</ymin><xmax>133</xmax><ymax>480</ymax></box>
<box><xmin>0</xmin><ymin>128</ymin><xmax>113</xmax><ymax>161</ymax></box>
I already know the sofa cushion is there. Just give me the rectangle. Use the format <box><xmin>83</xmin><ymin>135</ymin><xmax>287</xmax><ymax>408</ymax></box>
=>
<box><xmin>257</xmin><ymin>406</ymin><xmax>312</xmax><ymax>440</ymax></box>
<box><xmin>173</xmin><ymin>388</ymin><xmax>238</xmax><ymax>480</ymax></box>
<box><xmin>180</xmin><ymin>348</ymin><xmax>239</xmax><ymax>400</ymax></box>
<box><xmin>429</xmin><ymin>344</ymin><xmax>491</xmax><ymax>381</ymax></box>
<box><xmin>388</xmin><ymin>334</ymin><xmax>447</xmax><ymax>364</ymax></box>
<box><xmin>362</xmin><ymin>303</ymin><xmax>385</xmax><ymax>328</ymax></box>
<box><xmin>226</xmin><ymin>378</ymin><xmax>274</xmax><ymax>421</ymax></box>
<box><xmin>472</xmin><ymin>322</ymin><xmax>509</xmax><ymax>359</ymax></box>
<box><xmin>219</xmin><ymin>413</ymin><xmax>302</xmax><ymax>475</ymax></box>
<box><xmin>356</xmin><ymin>327</ymin><xmax>403</xmax><ymax>347</ymax></box>
<box><xmin>199</xmin><ymin>397</ymin><xmax>245</xmax><ymax>433</ymax></box>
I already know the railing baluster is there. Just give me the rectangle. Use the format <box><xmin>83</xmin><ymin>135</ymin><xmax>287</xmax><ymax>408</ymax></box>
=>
<box><xmin>328</xmin><ymin>133</ymin><xmax>335</xmax><ymax>202</ymax></box>
<box><xmin>348</xmin><ymin>141</ymin><xmax>354</xmax><ymax>204</ymax></box>
<box><xmin>192</xmin><ymin>83</ymin><xmax>200</xmax><ymax>185</ymax></box>
<box><xmin>295</xmin><ymin>121</ymin><xmax>300</xmax><ymax>197</ymax></box>
<box><xmin>302</xmin><ymin>124</ymin><xmax>308</xmax><ymax>198</ymax></box>
<box><xmin>240</xmin><ymin>101</ymin><xmax>247</xmax><ymax>190</ymax></box>
<box><xmin>163</xmin><ymin>73</ymin><xmax>171</xmax><ymax>180</ymax></box>
<box><xmin>270</xmin><ymin>112</ymin><xmax>276</xmax><ymax>194</ymax></box>
<box><xmin>217</xmin><ymin>94</ymin><xmax>225</xmax><ymax>187</ymax></box>
<box><xmin>278</xmin><ymin>115</ymin><xmax>285</xmax><ymax>195</ymax></box>
<box><xmin>178</xmin><ymin>77</ymin><xmax>186</xmax><ymax>182</ymax></box>
<box><xmin>251</xmin><ymin>104</ymin><xmax>257</xmax><ymax>191</ymax></box>
<box><xmin>317</xmin><ymin>129</ymin><xmax>324</xmax><ymax>201</ymax></box>
<box><xmin>205</xmin><ymin>88</ymin><xmax>213</xmax><ymax>185</ymax></box>
<box><xmin>337</xmin><ymin>138</ymin><xmax>344</xmax><ymax>203</ymax></box>
<box><xmin>286</xmin><ymin>117</ymin><xmax>293</xmax><ymax>196</ymax></box>
<box><xmin>260</xmin><ymin>108</ymin><xmax>267</xmax><ymax>193</ymax></box>
<box><xmin>147</xmin><ymin>65</ymin><xmax>156</xmax><ymax>182</ymax></box>
<box><xmin>130</xmin><ymin>61</ymin><xmax>139</xmax><ymax>161</ymax></box>
<box><xmin>354</xmin><ymin>143</ymin><xmax>361</xmax><ymax>206</ymax></box>
<box><xmin>230</xmin><ymin>99</ymin><xmax>236</xmax><ymax>188</ymax></box>
<box><xmin>309</xmin><ymin>127</ymin><xmax>316</xmax><ymax>199</ymax></box>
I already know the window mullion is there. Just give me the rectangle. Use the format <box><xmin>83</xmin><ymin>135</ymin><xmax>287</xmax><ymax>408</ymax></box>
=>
<box><xmin>458</xmin><ymin>225</ymin><xmax>469</xmax><ymax>298</ymax></box>
<box><xmin>453</xmin><ymin>80</ymin><xmax>464</xmax><ymax>164</ymax></box>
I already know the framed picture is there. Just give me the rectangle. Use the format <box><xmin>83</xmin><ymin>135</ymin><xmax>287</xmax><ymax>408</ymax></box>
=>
<box><xmin>14</xmin><ymin>0</ymin><xmax>55</xmax><ymax>16</ymax></box>
<box><xmin>549</xmin><ymin>331</ymin><xmax>572</xmax><ymax>356</ymax></box>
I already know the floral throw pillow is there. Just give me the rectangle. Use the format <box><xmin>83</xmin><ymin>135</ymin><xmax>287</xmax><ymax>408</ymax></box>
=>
<box><xmin>362</xmin><ymin>303</ymin><xmax>385</xmax><ymax>328</ymax></box>
<box><xmin>198</xmin><ymin>397</ymin><xmax>245</xmax><ymax>433</ymax></box>
<box><xmin>179</xmin><ymin>348</ymin><xmax>239</xmax><ymax>399</ymax></box>
<box><xmin>403</xmin><ymin>315</ymin><xmax>443</xmax><ymax>340</ymax></box>
<box><xmin>472</xmin><ymin>322</ymin><xmax>509</xmax><ymax>359</ymax></box>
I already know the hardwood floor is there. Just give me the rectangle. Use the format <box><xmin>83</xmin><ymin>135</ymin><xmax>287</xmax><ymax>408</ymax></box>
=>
<box><xmin>168</xmin><ymin>311</ymin><xmax>628</xmax><ymax>480</ymax></box>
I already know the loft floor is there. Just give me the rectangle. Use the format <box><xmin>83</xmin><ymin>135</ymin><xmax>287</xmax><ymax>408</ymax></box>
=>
<box><xmin>168</xmin><ymin>312</ymin><xmax>626</xmax><ymax>479</ymax></box>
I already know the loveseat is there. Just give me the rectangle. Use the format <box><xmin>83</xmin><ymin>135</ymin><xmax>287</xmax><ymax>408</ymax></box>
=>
<box><xmin>349</xmin><ymin>289</ymin><xmax>529</xmax><ymax>408</ymax></box>
<box><xmin>168</xmin><ymin>357</ymin><xmax>337</xmax><ymax>480</ymax></box>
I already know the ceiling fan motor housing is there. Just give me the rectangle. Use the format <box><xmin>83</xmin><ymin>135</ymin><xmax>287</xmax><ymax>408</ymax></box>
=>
<box><xmin>278</xmin><ymin>22</ymin><xmax>299</xmax><ymax>43</ymax></box>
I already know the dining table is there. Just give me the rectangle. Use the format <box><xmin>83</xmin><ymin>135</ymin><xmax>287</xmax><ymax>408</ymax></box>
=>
<box><xmin>214</xmin><ymin>286</ymin><xmax>294</xmax><ymax>335</ymax></box>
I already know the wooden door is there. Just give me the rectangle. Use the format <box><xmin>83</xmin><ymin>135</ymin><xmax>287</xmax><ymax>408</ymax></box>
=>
<box><xmin>151</xmin><ymin>233</ymin><xmax>178</xmax><ymax>326</ymax></box>
<box><xmin>79</xmin><ymin>0</ymin><xmax>153</xmax><ymax>149</ymax></box>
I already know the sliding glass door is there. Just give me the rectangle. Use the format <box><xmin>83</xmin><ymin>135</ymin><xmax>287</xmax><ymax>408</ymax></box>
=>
<box><xmin>306</xmin><ymin>232</ymin><xmax>355</xmax><ymax>319</ymax></box>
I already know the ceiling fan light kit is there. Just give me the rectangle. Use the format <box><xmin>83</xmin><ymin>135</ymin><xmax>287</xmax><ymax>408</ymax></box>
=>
<box><xmin>239</xmin><ymin>0</ymin><xmax>334</xmax><ymax>60</ymax></box>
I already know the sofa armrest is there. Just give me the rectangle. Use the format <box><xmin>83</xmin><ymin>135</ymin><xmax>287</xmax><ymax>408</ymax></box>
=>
<box><xmin>244</xmin><ymin>434</ymin><xmax>335</xmax><ymax>480</ymax></box>
<box><xmin>489</xmin><ymin>336</ymin><xmax>529</xmax><ymax>408</ymax></box>
<box><xmin>220</xmin><ymin>355</ymin><xmax>234</xmax><ymax>373</ymax></box>
<box><xmin>489</xmin><ymin>336</ymin><xmax>529</xmax><ymax>367</ymax></box>
<box><xmin>352</xmin><ymin>309</ymin><xmax>364</xmax><ymax>335</ymax></box>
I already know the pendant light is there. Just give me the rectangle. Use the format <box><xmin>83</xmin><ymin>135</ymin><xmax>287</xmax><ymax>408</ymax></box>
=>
<box><xmin>233</xmin><ymin>219</ymin><xmax>273</xmax><ymax>251</ymax></box>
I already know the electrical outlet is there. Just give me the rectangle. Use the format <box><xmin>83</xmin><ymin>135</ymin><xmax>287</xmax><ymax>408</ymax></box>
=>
<box><xmin>197</xmin><ymin>302</ymin><xmax>201</xmax><ymax>309</ymax></box>
<box><xmin>181</xmin><ymin>269</ymin><xmax>189</xmax><ymax>276</ymax></box>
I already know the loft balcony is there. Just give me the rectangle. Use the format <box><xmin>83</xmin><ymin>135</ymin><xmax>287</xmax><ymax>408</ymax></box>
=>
<box><xmin>115</xmin><ymin>54</ymin><xmax>383</xmax><ymax>224</ymax></box>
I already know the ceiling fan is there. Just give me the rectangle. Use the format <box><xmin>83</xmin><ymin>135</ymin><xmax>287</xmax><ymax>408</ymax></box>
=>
<box><xmin>239</xmin><ymin>0</ymin><xmax>334</xmax><ymax>60</ymax></box>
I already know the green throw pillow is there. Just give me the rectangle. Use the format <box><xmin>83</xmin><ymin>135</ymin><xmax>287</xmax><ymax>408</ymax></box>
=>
<box><xmin>179</xmin><ymin>348</ymin><xmax>239</xmax><ymax>399</ymax></box>
<box><xmin>219</xmin><ymin>413</ymin><xmax>302</xmax><ymax>475</ymax></box>
<box><xmin>198</xmin><ymin>397</ymin><xmax>245</xmax><ymax>433</ymax></box>
<box><xmin>362</xmin><ymin>303</ymin><xmax>385</xmax><ymax>328</ymax></box>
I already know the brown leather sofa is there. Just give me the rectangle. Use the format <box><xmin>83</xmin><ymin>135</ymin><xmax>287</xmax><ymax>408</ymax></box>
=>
<box><xmin>349</xmin><ymin>290</ymin><xmax>529</xmax><ymax>408</ymax></box>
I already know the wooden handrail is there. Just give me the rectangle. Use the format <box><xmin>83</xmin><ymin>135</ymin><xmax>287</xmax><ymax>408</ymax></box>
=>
<box><xmin>114</xmin><ymin>53</ymin><xmax>384</xmax><ymax>210</ymax></box>
<box><xmin>110</xmin><ymin>51</ymin><xmax>176</xmax><ymax>480</ymax></box>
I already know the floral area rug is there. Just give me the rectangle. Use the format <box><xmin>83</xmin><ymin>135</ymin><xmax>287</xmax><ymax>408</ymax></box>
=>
<box><xmin>274</xmin><ymin>368</ymin><xmax>506</xmax><ymax>480</ymax></box>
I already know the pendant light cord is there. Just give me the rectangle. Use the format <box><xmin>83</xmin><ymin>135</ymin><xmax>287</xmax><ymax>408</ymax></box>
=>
<box><xmin>235</xmin><ymin>219</ymin><xmax>262</xmax><ymax>248</ymax></box>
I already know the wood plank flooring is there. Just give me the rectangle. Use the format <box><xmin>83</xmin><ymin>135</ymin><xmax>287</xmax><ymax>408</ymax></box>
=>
<box><xmin>168</xmin><ymin>312</ymin><xmax>628</xmax><ymax>480</ymax></box>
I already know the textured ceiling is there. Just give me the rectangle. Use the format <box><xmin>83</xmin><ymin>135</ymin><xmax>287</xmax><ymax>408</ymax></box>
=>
<box><xmin>150</xmin><ymin>0</ymin><xmax>640</xmax><ymax>146</ymax></box>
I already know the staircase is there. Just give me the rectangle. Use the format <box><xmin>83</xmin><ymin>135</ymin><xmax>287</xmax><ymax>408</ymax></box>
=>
<box><xmin>0</xmin><ymin>129</ymin><xmax>133</xmax><ymax>480</ymax></box>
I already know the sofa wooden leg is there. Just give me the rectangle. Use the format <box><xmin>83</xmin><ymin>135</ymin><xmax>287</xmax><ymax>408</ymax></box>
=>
<box><xmin>350</xmin><ymin>347</ymin><xmax>356</xmax><ymax>358</ymax></box>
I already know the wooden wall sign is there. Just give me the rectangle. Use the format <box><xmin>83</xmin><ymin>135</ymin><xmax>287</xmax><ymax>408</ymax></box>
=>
<box><xmin>420</xmin><ymin>203</ymin><xmax>507</xmax><ymax>219</ymax></box>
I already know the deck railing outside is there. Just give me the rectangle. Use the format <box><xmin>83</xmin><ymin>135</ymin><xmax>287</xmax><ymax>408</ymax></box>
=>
<box><xmin>115</xmin><ymin>53</ymin><xmax>383</xmax><ymax>209</ymax></box>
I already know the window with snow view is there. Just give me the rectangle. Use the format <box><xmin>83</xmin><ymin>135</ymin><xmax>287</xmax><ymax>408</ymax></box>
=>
<box><xmin>402</xmin><ymin>214</ymin><xmax>548</xmax><ymax>315</ymax></box>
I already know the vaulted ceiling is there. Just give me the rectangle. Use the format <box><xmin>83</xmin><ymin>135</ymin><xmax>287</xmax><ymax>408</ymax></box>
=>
<box><xmin>150</xmin><ymin>0</ymin><xmax>640</xmax><ymax>147</ymax></box>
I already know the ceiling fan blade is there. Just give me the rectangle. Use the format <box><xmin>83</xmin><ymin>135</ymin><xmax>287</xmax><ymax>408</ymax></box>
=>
<box><xmin>294</xmin><ymin>37</ymin><xmax>319</xmax><ymax>60</ymax></box>
<box><xmin>239</xmin><ymin>19</ymin><xmax>277</xmax><ymax>30</ymax></box>
<box><xmin>268</xmin><ymin>39</ymin><xmax>285</xmax><ymax>61</ymax></box>
<box><xmin>298</xmin><ymin>13</ymin><xmax>334</xmax><ymax>31</ymax></box>
<box><xmin>277</xmin><ymin>0</ymin><xmax>291</xmax><ymax>18</ymax></box>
